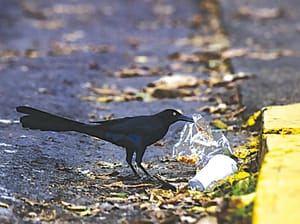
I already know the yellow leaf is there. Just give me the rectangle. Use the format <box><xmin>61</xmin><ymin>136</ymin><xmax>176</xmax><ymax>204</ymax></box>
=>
<box><xmin>32</xmin><ymin>20</ymin><xmax>65</xmax><ymax>29</ymax></box>
<box><xmin>242</xmin><ymin>110</ymin><xmax>262</xmax><ymax>128</ymax></box>
<box><xmin>247</xmin><ymin>136</ymin><xmax>259</xmax><ymax>148</ymax></box>
<box><xmin>249</xmin><ymin>148</ymin><xmax>258</xmax><ymax>153</ymax></box>
<box><xmin>96</xmin><ymin>96</ymin><xmax>113</xmax><ymax>103</ymax></box>
<box><xmin>103</xmin><ymin>181</ymin><xmax>125</xmax><ymax>188</ymax></box>
<box><xmin>0</xmin><ymin>202</ymin><xmax>9</xmax><ymax>208</ymax></box>
<box><xmin>61</xmin><ymin>201</ymin><xmax>87</xmax><ymax>211</ymax></box>
<box><xmin>188</xmin><ymin>190</ymin><xmax>204</xmax><ymax>200</ymax></box>
<box><xmin>147</xmin><ymin>188</ymin><xmax>174</xmax><ymax>202</ymax></box>
<box><xmin>211</xmin><ymin>119</ymin><xmax>228</xmax><ymax>129</ymax></box>
<box><xmin>79</xmin><ymin>209</ymin><xmax>92</xmax><ymax>217</ymax></box>
<box><xmin>134</xmin><ymin>56</ymin><xmax>149</xmax><ymax>63</ymax></box>
<box><xmin>67</xmin><ymin>205</ymin><xmax>87</xmax><ymax>211</ymax></box>
<box><xmin>206</xmin><ymin>205</ymin><xmax>217</xmax><ymax>214</ymax></box>
<box><xmin>190</xmin><ymin>206</ymin><xmax>205</xmax><ymax>213</ymax></box>
<box><xmin>110</xmin><ymin>192</ymin><xmax>128</xmax><ymax>198</ymax></box>
<box><xmin>226</xmin><ymin>171</ymin><xmax>250</xmax><ymax>185</ymax></box>
<box><xmin>233</xmin><ymin>148</ymin><xmax>250</xmax><ymax>159</ymax></box>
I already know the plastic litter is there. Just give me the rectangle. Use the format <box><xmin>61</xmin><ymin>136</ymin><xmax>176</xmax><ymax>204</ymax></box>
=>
<box><xmin>173</xmin><ymin>113</ymin><xmax>232</xmax><ymax>166</ymax></box>
<box><xmin>173</xmin><ymin>113</ymin><xmax>237</xmax><ymax>191</ymax></box>
<box><xmin>189</xmin><ymin>154</ymin><xmax>238</xmax><ymax>191</ymax></box>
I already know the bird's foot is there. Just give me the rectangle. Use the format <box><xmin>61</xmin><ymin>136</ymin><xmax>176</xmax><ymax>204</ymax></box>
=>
<box><xmin>153</xmin><ymin>174</ymin><xmax>177</xmax><ymax>191</ymax></box>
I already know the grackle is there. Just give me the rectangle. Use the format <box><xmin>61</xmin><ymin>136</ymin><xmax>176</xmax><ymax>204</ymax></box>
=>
<box><xmin>16</xmin><ymin>106</ymin><xmax>193</xmax><ymax>176</ymax></box>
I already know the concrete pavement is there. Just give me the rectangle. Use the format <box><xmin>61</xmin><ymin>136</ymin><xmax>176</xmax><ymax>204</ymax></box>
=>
<box><xmin>254</xmin><ymin>103</ymin><xmax>300</xmax><ymax>224</ymax></box>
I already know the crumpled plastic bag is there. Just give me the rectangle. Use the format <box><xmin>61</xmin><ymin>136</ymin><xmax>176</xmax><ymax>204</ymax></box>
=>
<box><xmin>173</xmin><ymin>113</ymin><xmax>232</xmax><ymax>166</ymax></box>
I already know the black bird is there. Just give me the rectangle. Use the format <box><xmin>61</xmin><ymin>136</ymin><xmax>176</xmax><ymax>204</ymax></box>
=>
<box><xmin>16</xmin><ymin>106</ymin><xmax>193</xmax><ymax>176</ymax></box>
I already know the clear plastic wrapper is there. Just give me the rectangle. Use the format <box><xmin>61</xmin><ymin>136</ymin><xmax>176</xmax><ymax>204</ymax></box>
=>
<box><xmin>173</xmin><ymin>113</ymin><xmax>237</xmax><ymax>191</ymax></box>
<box><xmin>173</xmin><ymin>113</ymin><xmax>232</xmax><ymax>166</ymax></box>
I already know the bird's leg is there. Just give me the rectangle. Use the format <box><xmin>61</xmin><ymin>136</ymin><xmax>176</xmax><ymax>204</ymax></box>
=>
<box><xmin>137</xmin><ymin>163</ymin><xmax>151</xmax><ymax>177</ymax></box>
<box><xmin>126</xmin><ymin>148</ymin><xmax>139</xmax><ymax>176</ymax></box>
<box><xmin>136</xmin><ymin>148</ymin><xmax>152</xmax><ymax>177</ymax></box>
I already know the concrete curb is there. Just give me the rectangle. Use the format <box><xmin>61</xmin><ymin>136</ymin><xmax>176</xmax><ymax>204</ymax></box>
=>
<box><xmin>253</xmin><ymin>103</ymin><xmax>300</xmax><ymax>223</ymax></box>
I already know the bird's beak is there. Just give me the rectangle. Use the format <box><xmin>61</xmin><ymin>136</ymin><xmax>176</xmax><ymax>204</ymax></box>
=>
<box><xmin>179</xmin><ymin>115</ymin><xmax>194</xmax><ymax>123</ymax></box>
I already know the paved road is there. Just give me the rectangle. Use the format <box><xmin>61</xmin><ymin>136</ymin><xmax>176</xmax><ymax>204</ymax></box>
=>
<box><xmin>219</xmin><ymin>0</ymin><xmax>300</xmax><ymax>117</ymax></box>
<box><xmin>0</xmin><ymin>0</ymin><xmax>225</xmax><ymax>222</ymax></box>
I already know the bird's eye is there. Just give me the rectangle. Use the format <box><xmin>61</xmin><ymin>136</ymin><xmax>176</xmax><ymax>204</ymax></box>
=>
<box><xmin>172</xmin><ymin>112</ymin><xmax>177</xmax><ymax>116</ymax></box>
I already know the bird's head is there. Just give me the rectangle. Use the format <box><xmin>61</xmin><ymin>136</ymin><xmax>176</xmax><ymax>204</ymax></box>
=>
<box><xmin>158</xmin><ymin>109</ymin><xmax>194</xmax><ymax>124</ymax></box>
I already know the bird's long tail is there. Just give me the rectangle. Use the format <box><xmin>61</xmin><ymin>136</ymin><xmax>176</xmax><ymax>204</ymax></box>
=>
<box><xmin>16</xmin><ymin>106</ymin><xmax>86</xmax><ymax>132</ymax></box>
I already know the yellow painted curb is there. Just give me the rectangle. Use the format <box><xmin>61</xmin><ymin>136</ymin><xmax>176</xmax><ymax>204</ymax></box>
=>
<box><xmin>253</xmin><ymin>103</ymin><xmax>300</xmax><ymax>224</ymax></box>
<box><xmin>263</xmin><ymin>103</ymin><xmax>300</xmax><ymax>135</ymax></box>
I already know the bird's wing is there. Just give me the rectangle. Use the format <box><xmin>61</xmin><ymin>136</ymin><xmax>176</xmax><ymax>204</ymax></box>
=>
<box><xmin>94</xmin><ymin>116</ymin><xmax>163</xmax><ymax>135</ymax></box>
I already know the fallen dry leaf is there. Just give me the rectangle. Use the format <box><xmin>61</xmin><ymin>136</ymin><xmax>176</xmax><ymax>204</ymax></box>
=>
<box><xmin>78</xmin><ymin>209</ymin><xmax>93</xmax><ymax>217</ymax></box>
<box><xmin>0</xmin><ymin>50</ymin><xmax>19</xmax><ymax>60</ymax></box>
<box><xmin>32</xmin><ymin>20</ymin><xmax>65</xmax><ymax>29</ymax></box>
<box><xmin>237</xmin><ymin>7</ymin><xmax>284</xmax><ymax>19</ymax></box>
<box><xmin>61</xmin><ymin>201</ymin><xmax>87</xmax><ymax>211</ymax></box>
<box><xmin>146</xmin><ymin>87</ymin><xmax>195</xmax><ymax>99</ymax></box>
<box><xmin>19</xmin><ymin>196</ymin><xmax>50</xmax><ymax>207</ymax></box>
<box><xmin>248</xmin><ymin>49</ymin><xmax>294</xmax><ymax>60</ymax></box>
<box><xmin>114</xmin><ymin>65</ymin><xmax>160</xmax><ymax>77</ymax></box>
<box><xmin>88</xmin><ymin>85</ymin><xmax>120</xmax><ymax>96</ymax></box>
<box><xmin>0</xmin><ymin>202</ymin><xmax>9</xmax><ymax>208</ymax></box>
<box><xmin>197</xmin><ymin>216</ymin><xmax>218</xmax><ymax>224</ymax></box>
<box><xmin>164</xmin><ymin>192</ymin><xmax>189</xmax><ymax>204</ymax></box>
<box><xmin>169</xmin><ymin>52</ymin><xmax>202</xmax><ymax>63</ymax></box>
<box><xmin>126</xmin><ymin>37</ymin><xmax>143</xmax><ymax>48</ymax></box>
<box><xmin>226</xmin><ymin>106</ymin><xmax>247</xmax><ymax>119</ymax></box>
<box><xmin>110</xmin><ymin>192</ymin><xmax>128</xmax><ymax>198</ymax></box>
<box><xmin>174</xmin><ymin>35</ymin><xmax>227</xmax><ymax>48</ymax></box>
<box><xmin>46</xmin><ymin>3</ymin><xmax>96</xmax><ymax>15</ymax></box>
<box><xmin>176</xmin><ymin>155</ymin><xmax>198</xmax><ymax>164</ymax></box>
<box><xmin>85</xmin><ymin>170</ymin><xmax>119</xmax><ymax>180</ymax></box>
<box><xmin>169</xmin><ymin>51</ymin><xmax>220</xmax><ymax>64</ymax></box>
<box><xmin>199</xmin><ymin>103</ymin><xmax>228</xmax><ymax>114</ymax></box>
<box><xmin>104</xmin><ymin>181</ymin><xmax>153</xmax><ymax>189</ymax></box>
<box><xmin>225</xmin><ymin>171</ymin><xmax>250</xmax><ymax>185</ymax></box>
<box><xmin>96</xmin><ymin>161</ymin><xmax>123</xmax><ymax>169</ymax></box>
<box><xmin>233</xmin><ymin>148</ymin><xmax>251</xmax><ymax>159</ymax></box>
<box><xmin>211</xmin><ymin>119</ymin><xmax>228</xmax><ymax>129</ymax></box>
<box><xmin>221</xmin><ymin>48</ymin><xmax>248</xmax><ymax>59</ymax></box>
<box><xmin>149</xmin><ymin>74</ymin><xmax>198</xmax><ymax>89</ymax></box>
<box><xmin>190</xmin><ymin>14</ymin><xmax>202</xmax><ymax>27</ymax></box>
<box><xmin>63</xmin><ymin>30</ymin><xmax>85</xmax><ymax>42</ymax></box>
<box><xmin>242</xmin><ymin>110</ymin><xmax>262</xmax><ymax>128</ymax></box>
<box><xmin>147</xmin><ymin>188</ymin><xmax>174</xmax><ymax>203</ymax></box>
<box><xmin>180</xmin><ymin>215</ymin><xmax>197</xmax><ymax>223</ymax></box>
<box><xmin>223</xmin><ymin>72</ymin><xmax>253</xmax><ymax>82</ymax></box>
<box><xmin>144</xmin><ymin>74</ymin><xmax>198</xmax><ymax>99</ymax></box>
<box><xmin>190</xmin><ymin>206</ymin><xmax>206</xmax><ymax>213</ymax></box>
<box><xmin>21</xmin><ymin>2</ymin><xmax>47</xmax><ymax>20</ymax></box>
<box><xmin>223</xmin><ymin>48</ymin><xmax>294</xmax><ymax>60</ymax></box>
<box><xmin>205</xmin><ymin>205</ymin><xmax>218</xmax><ymax>214</ymax></box>
<box><xmin>49</xmin><ymin>42</ymin><xmax>114</xmax><ymax>55</ymax></box>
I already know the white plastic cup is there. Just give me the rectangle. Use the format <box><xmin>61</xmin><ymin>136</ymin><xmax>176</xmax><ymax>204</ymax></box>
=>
<box><xmin>189</xmin><ymin>154</ymin><xmax>238</xmax><ymax>191</ymax></box>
